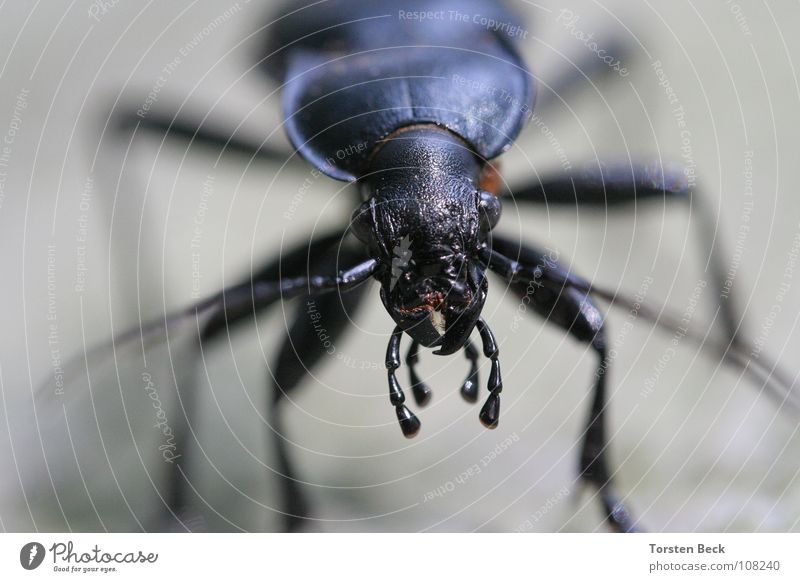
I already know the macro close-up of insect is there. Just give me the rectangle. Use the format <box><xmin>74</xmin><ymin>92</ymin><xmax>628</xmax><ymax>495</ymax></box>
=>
<box><xmin>1</xmin><ymin>0</ymin><xmax>800</xmax><ymax>537</ymax></box>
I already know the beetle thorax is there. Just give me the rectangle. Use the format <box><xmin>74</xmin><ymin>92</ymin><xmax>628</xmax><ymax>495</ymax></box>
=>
<box><xmin>352</xmin><ymin>125</ymin><xmax>489</xmax><ymax>352</ymax></box>
<box><xmin>361</xmin><ymin>125</ymin><xmax>484</xmax><ymax>263</ymax></box>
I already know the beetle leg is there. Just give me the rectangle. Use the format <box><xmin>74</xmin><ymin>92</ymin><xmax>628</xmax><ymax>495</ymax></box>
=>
<box><xmin>503</xmin><ymin>162</ymin><xmax>690</xmax><ymax>206</ymax></box>
<box><xmin>503</xmin><ymin>164</ymin><xmax>741</xmax><ymax>349</ymax></box>
<box><xmin>475</xmin><ymin>319</ymin><xmax>503</xmax><ymax>429</ymax></box>
<box><xmin>198</xmin><ymin>250</ymin><xmax>377</xmax><ymax>342</ymax></box>
<box><xmin>267</xmin><ymin>240</ymin><xmax>371</xmax><ymax>531</ymax></box>
<box><xmin>270</xmin><ymin>263</ymin><xmax>370</xmax><ymax>532</ymax></box>
<box><xmin>386</xmin><ymin>327</ymin><xmax>421</xmax><ymax>438</ymax></box>
<box><xmin>405</xmin><ymin>340</ymin><xmax>433</xmax><ymax>407</ymax></box>
<box><xmin>460</xmin><ymin>339</ymin><xmax>480</xmax><ymax>403</ymax></box>
<box><xmin>157</xmin><ymin>230</ymin><xmax>374</xmax><ymax>530</ymax></box>
<box><xmin>199</xmin><ymin>231</ymin><xmax>357</xmax><ymax>341</ymax></box>
<box><xmin>483</xmin><ymin>239</ymin><xmax>638</xmax><ymax>532</ymax></box>
<box><xmin>111</xmin><ymin>107</ymin><xmax>294</xmax><ymax>164</ymax></box>
<box><xmin>535</xmin><ymin>39</ymin><xmax>635</xmax><ymax>113</ymax></box>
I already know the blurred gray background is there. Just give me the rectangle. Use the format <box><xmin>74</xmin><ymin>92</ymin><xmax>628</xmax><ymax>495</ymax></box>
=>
<box><xmin>0</xmin><ymin>0</ymin><xmax>799</xmax><ymax>532</ymax></box>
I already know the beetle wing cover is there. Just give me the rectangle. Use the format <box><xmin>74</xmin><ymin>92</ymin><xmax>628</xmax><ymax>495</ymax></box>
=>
<box><xmin>270</xmin><ymin>0</ymin><xmax>535</xmax><ymax>181</ymax></box>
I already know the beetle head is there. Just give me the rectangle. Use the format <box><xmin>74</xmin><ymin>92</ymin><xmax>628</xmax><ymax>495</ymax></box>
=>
<box><xmin>349</xmin><ymin>125</ymin><xmax>501</xmax><ymax>354</ymax></box>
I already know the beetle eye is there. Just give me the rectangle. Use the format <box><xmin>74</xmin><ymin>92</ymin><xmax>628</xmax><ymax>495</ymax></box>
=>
<box><xmin>478</xmin><ymin>190</ymin><xmax>502</xmax><ymax>231</ymax></box>
<box><xmin>349</xmin><ymin>200</ymin><xmax>374</xmax><ymax>243</ymax></box>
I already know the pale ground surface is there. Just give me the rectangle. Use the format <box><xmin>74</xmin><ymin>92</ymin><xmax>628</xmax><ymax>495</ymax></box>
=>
<box><xmin>0</xmin><ymin>0</ymin><xmax>798</xmax><ymax>532</ymax></box>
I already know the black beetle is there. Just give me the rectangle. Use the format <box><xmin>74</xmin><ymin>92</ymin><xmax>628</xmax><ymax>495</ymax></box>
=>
<box><xmin>47</xmin><ymin>0</ymin><xmax>797</xmax><ymax>533</ymax></box>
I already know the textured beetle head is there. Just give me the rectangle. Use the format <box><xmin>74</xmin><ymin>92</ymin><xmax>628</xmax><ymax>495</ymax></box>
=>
<box><xmin>349</xmin><ymin>125</ymin><xmax>502</xmax><ymax>353</ymax></box>
<box><xmin>377</xmin><ymin>241</ymin><xmax>488</xmax><ymax>354</ymax></box>
<box><xmin>350</xmin><ymin>187</ymin><xmax>495</xmax><ymax>354</ymax></box>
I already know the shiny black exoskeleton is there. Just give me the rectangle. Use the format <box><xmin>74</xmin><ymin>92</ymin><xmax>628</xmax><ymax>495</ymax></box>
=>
<box><xmin>259</xmin><ymin>0</ymin><xmax>538</xmax><ymax>437</ymax></box>
<box><xmin>113</xmin><ymin>0</ymin><xmax>768</xmax><ymax>532</ymax></box>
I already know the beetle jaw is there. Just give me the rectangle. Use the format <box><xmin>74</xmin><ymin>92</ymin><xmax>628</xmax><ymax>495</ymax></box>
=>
<box><xmin>379</xmin><ymin>273</ymin><xmax>487</xmax><ymax>354</ymax></box>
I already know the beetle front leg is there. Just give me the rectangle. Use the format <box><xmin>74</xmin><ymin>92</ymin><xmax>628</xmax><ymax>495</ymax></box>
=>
<box><xmin>267</xmin><ymin>241</ymin><xmax>371</xmax><ymax>532</ymax></box>
<box><xmin>483</xmin><ymin>240</ymin><xmax>638</xmax><ymax>532</ymax></box>
<box><xmin>152</xmin><ymin>232</ymin><xmax>376</xmax><ymax>530</ymax></box>
<box><xmin>579</xmin><ymin>333</ymin><xmax>637</xmax><ymax>533</ymax></box>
